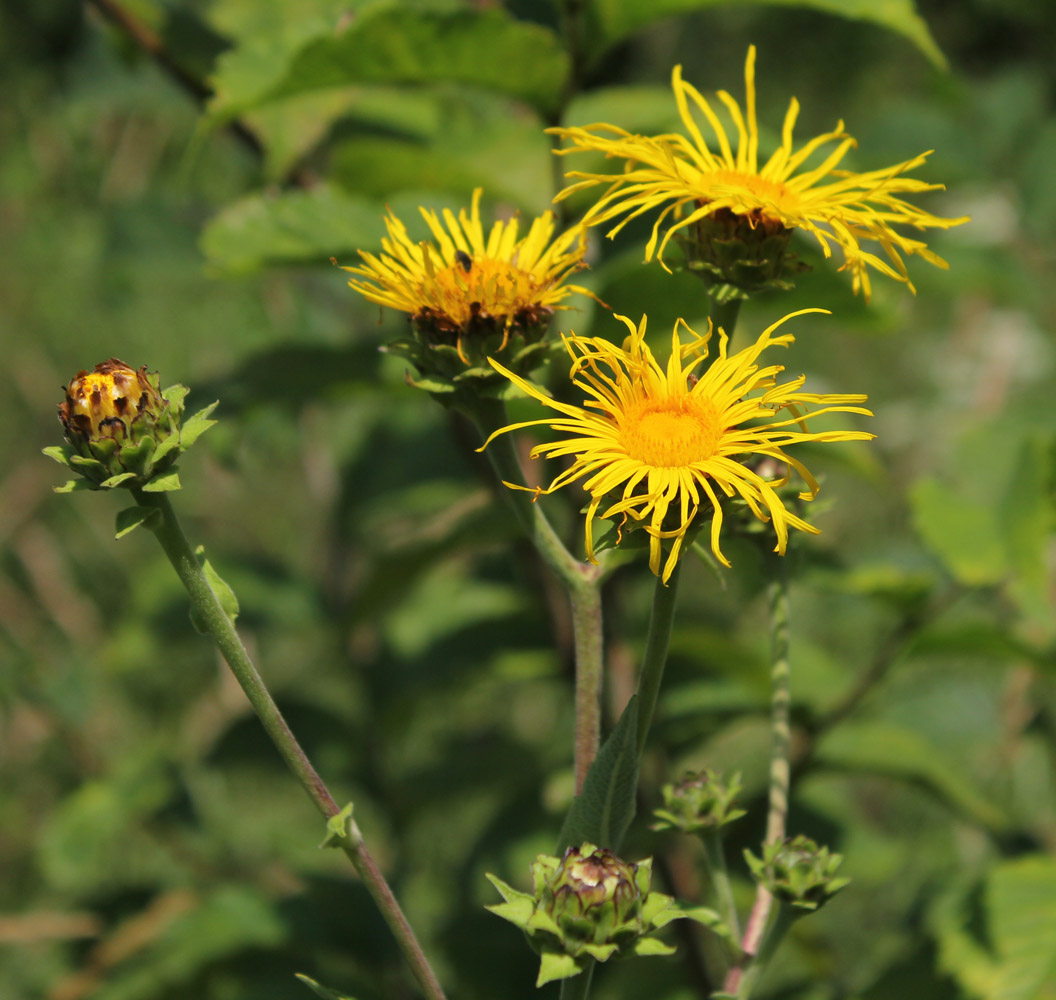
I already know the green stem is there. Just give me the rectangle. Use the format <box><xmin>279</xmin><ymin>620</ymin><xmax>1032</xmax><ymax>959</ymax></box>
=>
<box><xmin>468</xmin><ymin>397</ymin><xmax>604</xmax><ymax>794</ymax></box>
<box><xmin>701</xmin><ymin>830</ymin><xmax>741</xmax><ymax>943</ymax></box>
<box><xmin>634</xmin><ymin>561</ymin><xmax>682</xmax><ymax>757</ymax></box>
<box><xmin>709</xmin><ymin>298</ymin><xmax>743</xmax><ymax>346</ymax></box>
<box><xmin>131</xmin><ymin>488</ymin><xmax>448</xmax><ymax>1000</ymax></box>
<box><xmin>734</xmin><ymin>903</ymin><xmax>797</xmax><ymax>1000</ymax></box>
<box><xmin>559</xmin><ymin>962</ymin><xmax>595</xmax><ymax>1000</ymax></box>
<box><xmin>764</xmin><ymin>557</ymin><xmax>792</xmax><ymax>846</ymax></box>
<box><xmin>723</xmin><ymin>556</ymin><xmax>791</xmax><ymax>996</ymax></box>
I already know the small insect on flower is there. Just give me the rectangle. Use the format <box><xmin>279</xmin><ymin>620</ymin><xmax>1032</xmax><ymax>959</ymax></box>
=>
<box><xmin>454</xmin><ymin>249</ymin><xmax>473</xmax><ymax>273</ymax></box>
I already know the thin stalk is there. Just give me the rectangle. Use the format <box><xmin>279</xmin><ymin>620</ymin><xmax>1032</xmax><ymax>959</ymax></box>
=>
<box><xmin>710</xmin><ymin>298</ymin><xmax>743</xmax><ymax>346</ymax></box>
<box><xmin>634</xmin><ymin>561</ymin><xmax>682</xmax><ymax>757</ymax></box>
<box><xmin>131</xmin><ymin>489</ymin><xmax>447</xmax><ymax>1000</ymax></box>
<box><xmin>559</xmin><ymin>962</ymin><xmax>595</xmax><ymax>1000</ymax></box>
<box><xmin>468</xmin><ymin>398</ymin><xmax>604</xmax><ymax>793</ymax></box>
<box><xmin>723</xmin><ymin>556</ymin><xmax>791</xmax><ymax>995</ymax></box>
<box><xmin>701</xmin><ymin>830</ymin><xmax>740</xmax><ymax>943</ymax></box>
<box><xmin>734</xmin><ymin>903</ymin><xmax>797</xmax><ymax>1000</ymax></box>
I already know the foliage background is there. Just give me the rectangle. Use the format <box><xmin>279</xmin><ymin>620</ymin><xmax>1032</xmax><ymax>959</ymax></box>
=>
<box><xmin>2</xmin><ymin>0</ymin><xmax>1055</xmax><ymax>998</ymax></box>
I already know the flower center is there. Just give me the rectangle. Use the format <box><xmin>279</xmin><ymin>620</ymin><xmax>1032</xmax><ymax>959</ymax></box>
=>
<box><xmin>620</xmin><ymin>396</ymin><xmax>723</xmax><ymax>468</ymax></box>
<box><xmin>707</xmin><ymin>169</ymin><xmax>793</xmax><ymax>206</ymax></box>
<box><xmin>424</xmin><ymin>257</ymin><xmax>541</xmax><ymax>324</ymax></box>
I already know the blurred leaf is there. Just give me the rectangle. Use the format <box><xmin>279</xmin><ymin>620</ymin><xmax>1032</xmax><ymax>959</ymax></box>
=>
<box><xmin>582</xmin><ymin>0</ymin><xmax>945</xmax><ymax>67</ymax></box>
<box><xmin>910</xmin><ymin>425</ymin><xmax>1054</xmax><ymax>630</ymax></box>
<box><xmin>558</xmin><ymin>697</ymin><xmax>639</xmax><ymax>851</ymax></box>
<box><xmin>816</xmin><ymin>722</ymin><xmax>1009</xmax><ymax>833</ymax></box>
<box><xmin>92</xmin><ymin>887</ymin><xmax>285</xmax><ymax>1000</ymax></box>
<box><xmin>296</xmin><ymin>973</ymin><xmax>359</xmax><ymax>1000</ymax></box>
<box><xmin>208</xmin><ymin>3</ymin><xmax>570</xmax><ymax>120</ymax></box>
<box><xmin>932</xmin><ymin>857</ymin><xmax>1056</xmax><ymax>1000</ymax></box>
<box><xmin>199</xmin><ymin>184</ymin><xmax>381</xmax><ymax>274</ymax></box>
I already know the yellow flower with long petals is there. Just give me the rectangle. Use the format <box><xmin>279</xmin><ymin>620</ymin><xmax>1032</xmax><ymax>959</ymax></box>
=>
<box><xmin>482</xmin><ymin>310</ymin><xmax>873</xmax><ymax>583</ymax></box>
<box><xmin>344</xmin><ymin>189</ymin><xmax>594</xmax><ymax>370</ymax></box>
<box><xmin>550</xmin><ymin>47</ymin><xmax>968</xmax><ymax>299</ymax></box>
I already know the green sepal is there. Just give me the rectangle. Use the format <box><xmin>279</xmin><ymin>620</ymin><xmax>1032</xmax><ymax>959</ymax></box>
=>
<box><xmin>580</xmin><ymin>942</ymin><xmax>618</xmax><ymax>962</ymax></box>
<box><xmin>115</xmin><ymin>505</ymin><xmax>158</xmax><ymax>539</ymax></box>
<box><xmin>100</xmin><ymin>472</ymin><xmax>138</xmax><ymax>489</ymax></box>
<box><xmin>87</xmin><ymin>437</ymin><xmax>120</xmax><ymax>464</ymax></box>
<box><xmin>119</xmin><ymin>436</ymin><xmax>156</xmax><ymax>476</ymax></box>
<box><xmin>41</xmin><ymin>445</ymin><xmax>72</xmax><ymax>468</ymax></box>
<box><xmin>180</xmin><ymin>401</ymin><xmax>219</xmax><ymax>448</ymax></box>
<box><xmin>163</xmin><ymin>384</ymin><xmax>190</xmax><ymax>407</ymax></box>
<box><xmin>195</xmin><ymin>545</ymin><xmax>239</xmax><ymax>623</ymax></box>
<box><xmin>54</xmin><ymin>479</ymin><xmax>95</xmax><ymax>493</ymax></box>
<box><xmin>319</xmin><ymin>803</ymin><xmax>362</xmax><ymax>849</ymax></box>
<box><xmin>535</xmin><ymin>951</ymin><xmax>582</xmax><ymax>987</ymax></box>
<box><xmin>405</xmin><ymin>373</ymin><xmax>457</xmax><ymax>395</ymax></box>
<box><xmin>69</xmin><ymin>454</ymin><xmax>107</xmax><ymax>477</ymax></box>
<box><xmin>295</xmin><ymin>973</ymin><xmax>358</xmax><ymax>1000</ymax></box>
<box><xmin>152</xmin><ymin>432</ymin><xmax>180</xmax><ymax>464</ymax></box>
<box><xmin>631</xmin><ymin>937</ymin><xmax>676</xmax><ymax>957</ymax></box>
<box><xmin>141</xmin><ymin>471</ymin><xmax>182</xmax><ymax>492</ymax></box>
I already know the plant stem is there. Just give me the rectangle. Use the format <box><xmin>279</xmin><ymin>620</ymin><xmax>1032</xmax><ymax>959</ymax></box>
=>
<box><xmin>634</xmin><ymin>561</ymin><xmax>682</xmax><ymax>757</ymax></box>
<box><xmin>468</xmin><ymin>398</ymin><xmax>604</xmax><ymax>793</ymax></box>
<box><xmin>701</xmin><ymin>830</ymin><xmax>741</xmax><ymax>943</ymax></box>
<box><xmin>723</xmin><ymin>556</ymin><xmax>791</xmax><ymax>995</ymax></box>
<box><xmin>734</xmin><ymin>903</ymin><xmax>797</xmax><ymax>1000</ymax></box>
<box><xmin>559</xmin><ymin>962</ymin><xmax>595</xmax><ymax>1000</ymax></box>
<box><xmin>710</xmin><ymin>298</ymin><xmax>743</xmax><ymax>347</ymax></box>
<box><xmin>131</xmin><ymin>488</ymin><xmax>448</xmax><ymax>1000</ymax></box>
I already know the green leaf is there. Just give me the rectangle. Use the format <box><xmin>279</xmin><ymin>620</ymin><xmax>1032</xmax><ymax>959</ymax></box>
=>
<box><xmin>581</xmin><ymin>0</ymin><xmax>945</xmax><ymax>68</ymax></box>
<box><xmin>558</xmin><ymin>696</ymin><xmax>640</xmax><ymax>851</ymax></box>
<box><xmin>209</xmin><ymin>3</ymin><xmax>570</xmax><ymax>120</ymax></box>
<box><xmin>536</xmin><ymin>950</ymin><xmax>582</xmax><ymax>987</ymax></box>
<box><xmin>141</xmin><ymin>472</ymin><xmax>182</xmax><ymax>493</ymax></box>
<box><xmin>41</xmin><ymin>445</ymin><xmax>72</xmax><ymax>467</ymax></box>
<box><xmin>99</xmin><ymin>472</ymin><xmax>138</xmax><ymax>489</ymax></box>
<box><xmin>815</xmin><ymin>722</ymin><xmax>1009</xmax><ymax>833</ymax></box>
<box><xmin>119</xmin><ymin>436</ymin><xmax>156</xmax><ymax>477</ymax></box>
<box><xmin>631</xmin><ymin>937</ymin><xmax>677</xmax><ymax>957</ymax></box>
<box><xmin>200</xmin><ymin>184</ymin><xmax>381</xmax><ymax>274</ymax></box>
<box><xmin>195</xmin><ymin>545</ymin><xmax>240</xmax><ymax>624</ymax></box>
<box><xmin>180</xmin><ymin>401</ymin><xmax>220</xmax><ymax>448</ymax></box>
<box><xmin>932</xmin><ymin>857</ymin><xmax>1056</xmax><ymax>1000</ymax></box>
<box><xmin>54</xmin><ymin>479</ymin><xmax>95</xmax><ymax>493</ymax></box>
<box><xmin>295</xmin><ymin>974</ymin><xmax>359</xmax><ymax>1000</ymax></box>
<box><xmin>115</xmin><ymin>505</ymin><xmax>158</xmax><ymax>539</ymax></box>
<box><xmin>163</xmin><ymin>384</ymin><xmax>190</xmax><ymax>408</ymax></box>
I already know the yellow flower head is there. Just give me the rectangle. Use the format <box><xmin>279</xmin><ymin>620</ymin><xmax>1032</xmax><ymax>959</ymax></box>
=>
<box><xmin>550</xmin><ymin>46</ymin><xmax>969</xmax><ymax>299</ymax></box>
<box><xmin>482</xmin><ymin>310</ymin><xmax>874</xmax><ymax>583</ymax></box>
<box><xmin>344</xmin><ymin>189</ymin><xmax>594</xmax><ymax>367</ymax></box>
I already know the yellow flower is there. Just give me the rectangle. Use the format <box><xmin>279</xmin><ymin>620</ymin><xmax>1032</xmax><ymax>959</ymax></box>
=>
<box><xmin>343</xmin><ymin>189</ymin><xmax>594</xmax><ymax>367</ymax></box>
<box><xmin>482</xmin><ymin>310</ymin><xmax>873</xmax><ymax>583</ymax></box>
<box><xmin>550</xmin><ymin>46</ymin><xmax>968</xmax><ymax>299</ymax></box>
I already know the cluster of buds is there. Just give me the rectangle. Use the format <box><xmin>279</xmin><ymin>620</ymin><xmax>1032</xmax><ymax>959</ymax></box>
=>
<box><xmin>652</xmin><ymin>769</ymin><xmax>747</xmax><ymax>835</ymax></box>
<box><xmin>487</xmin><ymin>843</ymin><xmax>701</xmax><ymax>986</ymax></box>
<box><xmin>675</xmin><ymin>208</ymin><xmax>809</xmax><ymax>302</ymax></box>
<box><xmin>45</xmin><ymin>359</ymin><xmax>216</xmax><ymax>496</ymax></box>
<box><xmin>745</xmin><ymin>835</ymin><xmax>850</xmax><ymax>912</ymax></box>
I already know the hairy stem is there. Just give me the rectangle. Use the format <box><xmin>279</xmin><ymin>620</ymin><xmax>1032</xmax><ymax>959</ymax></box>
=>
<box><xmin>469</xmin><ymin>399</ymin><xmax>604</xmax><ymax>793</ymax></box>
<box><xmin>131</xmin><ymin>488</ymin><xmax>447</xmax><ymax>1000</ymax></box>
<box><xmin>559</xmin><ymin>962</ymin><xmax>595</xmax><ymax>1000</ymax></box>
<box><xmin>724</xmin><ymin>557</ymin><xmax>791</xmax><ymax>994</ymax></box>
<box><xmin>734</xmin><ymin>903</ymin><xmax>797</xmax><ymax>1000</ymax></box>
<box><xmin>701</xmin><ymin>829</ymin><xmax>741</xmax><ymax>943</ymax></box>
<box><xmin>710</xmin><ymin>298</ymin><xmax>743</xmax><ymax>347</ymax></box>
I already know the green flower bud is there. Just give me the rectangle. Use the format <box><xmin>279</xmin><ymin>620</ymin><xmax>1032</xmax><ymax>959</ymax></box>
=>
<box><xmin>652</xmin><ymin>769</ymin><xmax>747</xmax><ymax>834</ymax></box>
<box><xmin>744</xmin><ymin>835</ymin><xmax>850</xmax><ymax>912</ymax></box>
<box><xmin>488</xmin><ymin>843</ymin><xmax>718</xmax><ymax>986</ymax></box>
<box><xmin>45</xmin><ymin>359</ymin><xmax>217</xmax><ymax>495</ymax></box>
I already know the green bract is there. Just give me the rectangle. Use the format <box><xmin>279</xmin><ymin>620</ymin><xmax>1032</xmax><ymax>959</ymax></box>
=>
<box><xmin>745</xmin><ymin>835</ymin><xmax>851</xmax><ymax>912</ymax></box>
<box><xmin>652</xmin><ymin>768</ymin><xmax>747</xmax><ymax>834</ymax></box>
<box><xmin>486</xmin><ymin>843</ymin><xmax>723</xmax><ymax>986</ymax></box>
<box><xmin>44</xmin><ymin>358</ymin><xmax>217</xmax><ymax>497</ymax></box>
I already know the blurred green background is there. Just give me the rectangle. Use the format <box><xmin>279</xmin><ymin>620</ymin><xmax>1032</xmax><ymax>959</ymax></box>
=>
<box><xmin>2</xmin><ymin>1</ymin><xmax>1055</xmax><ymax>998</ymax></box>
